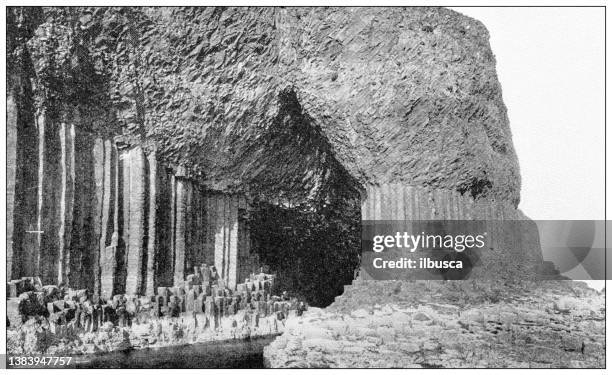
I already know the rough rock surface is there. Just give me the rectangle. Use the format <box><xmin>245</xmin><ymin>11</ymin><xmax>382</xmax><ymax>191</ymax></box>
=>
<box><xmin>8</xmin><ymin>311</ymin><xmax>286</xmax><ymax>356</ymax></box>
<box><xmin>8</xmin><ymin>6</ymin><xmax>522</xmax><ymax>278</ymax></box>
<box><xmin>16</xmin><ymin>6</ymin><xmax>518</xmax><ymax>203</ymax></box>
<box><xmin>9</xmin><ymin>6</ymin><xmax>524</xmax><ymax>302</ymax></box>
<box><xmin>264</xmin><ymin>280</ymin><xmax>604</xmax><ymax>368</ymax></box>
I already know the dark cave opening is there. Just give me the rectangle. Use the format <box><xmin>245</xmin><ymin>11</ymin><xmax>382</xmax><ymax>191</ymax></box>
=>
<box><xmin>241</xmin><ymin>88</ymin><xmax>364</xmax><ymax>308</ymax></box>
<box><xmin>248</xmin><ymin>196</ymin><xmax>361</xmax><ymax>308</ymax></box>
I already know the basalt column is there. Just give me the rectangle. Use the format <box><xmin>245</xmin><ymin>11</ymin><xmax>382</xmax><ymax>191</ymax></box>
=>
<box><xmin>36</xmin><ymin>112</ymin><xmax>63</xmax><ymax>284</ymax></box>
<box><xmin>124</xmin><ymin>147</ymin><xmax>148</xmax><ymax>295</ymax></box>
<box><xmin>214</xmin><ymin>194</ymin><xmax>226</xmax><ymax>284</ymax></box>
<box><xmin>100</xmin><ymin>141</ymin><xmax>118</xmax><ymax>298</ymax></box>
<box><xmin>7</xmin><ymin>88</ymin><xmax>18</xmax><ymax>279</ymax></box>
<box><xmin>108</xmin><ymin>148</ymin><xmax>173</xmax><ymax>295</ymax></box>
<box><xmin>170</xmin><ymin>175</ymin><xmax>204</xmax><ymax>288</ymax></box>
<box><xmin>184</xmin><ymin>182</ymin><xmax>194</xmax><ymax>273</ymax></box>
<box><xmin>210</xmin><ymin>193</ymin><xmax>242</xmax><ymax>289</ymax></box>
<box><xmin>7</xmin><ymin>52</ymin><xmax>39</xmax><ymax>281</ymax></box>
<box><xmin>204</xmin><ymin>195</ymin><xmax>216</xmax><ymax>267</ymax></box>
<box><xmin>29</xmin><ymin>126</ymin><xmax>132</xmax><ymax>292</ymax></box>
<box><xmin>145</xmin><ymin>152</ymin><xmax>158</xmax><ymax>296</ymax></box>
<box><xmin>360</xmin><ymin>183</ymin><xmax>542</xmax><ymax>281</ymax></box>
<box><xmin>173</xmin><ymin>177</ymin><xmax>188</xmax><ymax>286</ymax></box>
<box><xmin>68</xmin><ymin>129</ymin><xmax>106</xmax><ymax>290</ymax></box>
<box><xmin>227</xmin><ymin>195</ymin><xmax>239</xmax><ymax>289</ymax></box>
<box><xmin>187</xmin><ymin>185</ymin><xmax>208</xmax><ymax>273</ymax></box>
<box><xmin>11</xmin><ymin>117</ymin><xmax>40</xmax><ymax>279</ymax></box>
<box><xmin>91</xmin><ymin>138</ymin><xmax>105</xmax><ymax>294</ymax></box>
<box><xmin>154</xmin><ymin>165</ymin><xmax>174</xmax><ymax>288</ymax></box>
<box><xmin>57</xmin><ymin>122</ymin><xmax>75</xmax><ymax>286</ymax></box>
<box><xmin>237</xmin><ymin>196</ymin><xmax>258</xmax><ymax>285</ymax></box>
<box><xmin>11</xmin><ymin>124</ymin><xmax>259</xmax><ymax>293</ymax></box>
<box><xmin>116</xmin><ymin>147</ymin><xmax>131</xmax><ymax>294</ymax></box>
<box><xmin>170</xmin><ymin>177</ymin><xmax>211</xmax><ymax>286</ymax></box>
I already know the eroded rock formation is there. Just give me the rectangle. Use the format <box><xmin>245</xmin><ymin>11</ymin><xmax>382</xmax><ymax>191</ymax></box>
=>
<box><xmin>9</xmin><ymin>6</ymin><xmax>533</xmax><ymax>310</ymax></box>
<box><xmin>265</xmin><ymin>281</ymin><xmax>605</xmax><ymax>368</ymax></box>
<box><xmin>7</xmin><ymin>271</ymin><xmax>302</xmax><ymax>356</ymax></box>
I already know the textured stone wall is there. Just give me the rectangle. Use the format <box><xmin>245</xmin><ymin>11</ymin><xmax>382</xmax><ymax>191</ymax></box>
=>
<box><xmin>7</xmin><ymin>7</ymin><xmax>42</xmax><ymax>282</ymax></box>
<box><xmin>200</xmin><ymin>193</ymin><xmax>258</xmax><ymax>287</ymax></box>
<box><xmin>361</xmin><ymin>183</ymin><xmax>523</xmax><ymax>221</ymax></box>
<box><xmin>7</xmin><ymin>7</ymin><xmax>521</xmax><ymax>206</ymax></box>
<box><xmin>7</xmin><ymin>129</ymin><xmax>259</xmax><ymax>296</ymax></box>
<box><xmin>111</xmin><ymin>148</ymin><xmax>258</xmax><ymax>296</ymax></box>
<box><xmin>7</xmin><ymin>7</ymin><xmax>541</xmax><ymax>304</ymax></box>
<box><xmin>24</xmin><ymin>117</ymin><xmax>109</xmax><ymax>290</ymax></box>
<box><xmin>7</xmin><ymin>76</ymin><xmax>40</xmax><ymax>281</ymax></box>
<box><xmin>360</xmin><ymin>183</ymin><xmax>542</xmax><ymax>281</ymax></box>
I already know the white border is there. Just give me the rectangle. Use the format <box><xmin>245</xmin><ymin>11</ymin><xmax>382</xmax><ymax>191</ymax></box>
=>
<box><xmin>1</xmin><ymin>2</ymin><xmax>608</xmax><ymax>374</ymax></box>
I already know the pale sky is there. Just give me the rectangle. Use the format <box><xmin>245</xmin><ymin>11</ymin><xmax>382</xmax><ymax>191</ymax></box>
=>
<box><xmin>451</xmin><ymin>7</ymin><xmax>605</xmax><ymax>221</ymax></box>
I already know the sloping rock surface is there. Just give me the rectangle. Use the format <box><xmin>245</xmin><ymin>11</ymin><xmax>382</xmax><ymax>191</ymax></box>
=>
<box><xmin>264</xmin><ymin>280</ymin><xmax>604</xmax><ymax>368</ymax></box>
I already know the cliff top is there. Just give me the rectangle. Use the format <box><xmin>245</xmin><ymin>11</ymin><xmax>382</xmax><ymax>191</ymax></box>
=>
<box><xmin>12</xmin><ymin>7</ymin><xmax>520</xmax><ymax>204</ymax></box>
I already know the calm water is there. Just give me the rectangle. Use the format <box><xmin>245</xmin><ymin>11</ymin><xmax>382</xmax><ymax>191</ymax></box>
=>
<box><xmin>70</xmin><ymin>336</ymin><xmax>277</xmax><ymax>368</ymax></box>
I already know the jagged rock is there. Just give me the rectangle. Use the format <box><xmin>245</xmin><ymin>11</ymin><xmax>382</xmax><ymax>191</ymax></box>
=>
<box><xmin>42</xmin><ymin>285</ymin><xmax>60</xmax><ymax>299</ymax></box>
<box><xmin>18</xmin><ymin>292</ymin><xmax>47</xmax><ymax>319</ymax></box>
<box><xmin>8</xmin><ymin>7</ymin><xmax>522</xmax><ymax>295</ymax></box>
<box><xmin>7</xmin><ymin>7</ymin><xmax>520</xmax><ymax>213</ymax></box>
<box><xmin>264</xmin><ymin>281</ymin><xmax>604</xmax><ymax>368</ymax></box>
<box><xmin>39</xmin><ymin>7</ymin><xmax>517</xmax><ymax>205</ymax></box>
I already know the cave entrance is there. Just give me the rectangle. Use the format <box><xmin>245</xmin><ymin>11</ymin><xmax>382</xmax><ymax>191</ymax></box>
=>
<box><xmin>248</xmin><ymin>193</ymin><xmax>361</xmax><ymax>308</ymax></box>
<box><xmin>243</xmin><ymin>89</ymin><xmax>363</xmax><ymax>308</ymax></box>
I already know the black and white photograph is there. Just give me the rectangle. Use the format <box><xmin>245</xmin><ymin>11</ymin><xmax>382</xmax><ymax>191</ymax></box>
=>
<box><xmin>2</xmin><ymin>3</ymin><xmax>608</xmax><ymax>371</ymax></box>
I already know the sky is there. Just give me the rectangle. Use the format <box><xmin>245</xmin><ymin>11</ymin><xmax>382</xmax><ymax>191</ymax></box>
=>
<box><xmin>450</xmin><ymin>7</ymin><xmax>605</xmax><ymax>221</ymax></box>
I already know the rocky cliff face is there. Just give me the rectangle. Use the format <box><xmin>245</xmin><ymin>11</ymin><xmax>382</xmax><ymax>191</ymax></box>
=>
<box><xmin>9</xmin><ymin>7</ymin><xmax>527</xmax><ymax>304</ymax></box>
<box><xmin>11</xmin><ymin>6</ymin><xmax>519</xmax><ymax>200</ymax></box>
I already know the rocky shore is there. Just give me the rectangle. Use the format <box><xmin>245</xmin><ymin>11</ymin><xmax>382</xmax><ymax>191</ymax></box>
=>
<box><xmin>8</xmin><ymin>310</ymin><xmax>289</xmax><ymax>356</ymax></box>
<box><xmin>7</xmin><ymin>268</ymin><xmax>304</xmax><ymax>357</ymax></box>
<box><xmin>264</xmin><ymin>280</ymin><xmax>604</xmax><ymax>368</ymax></box>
